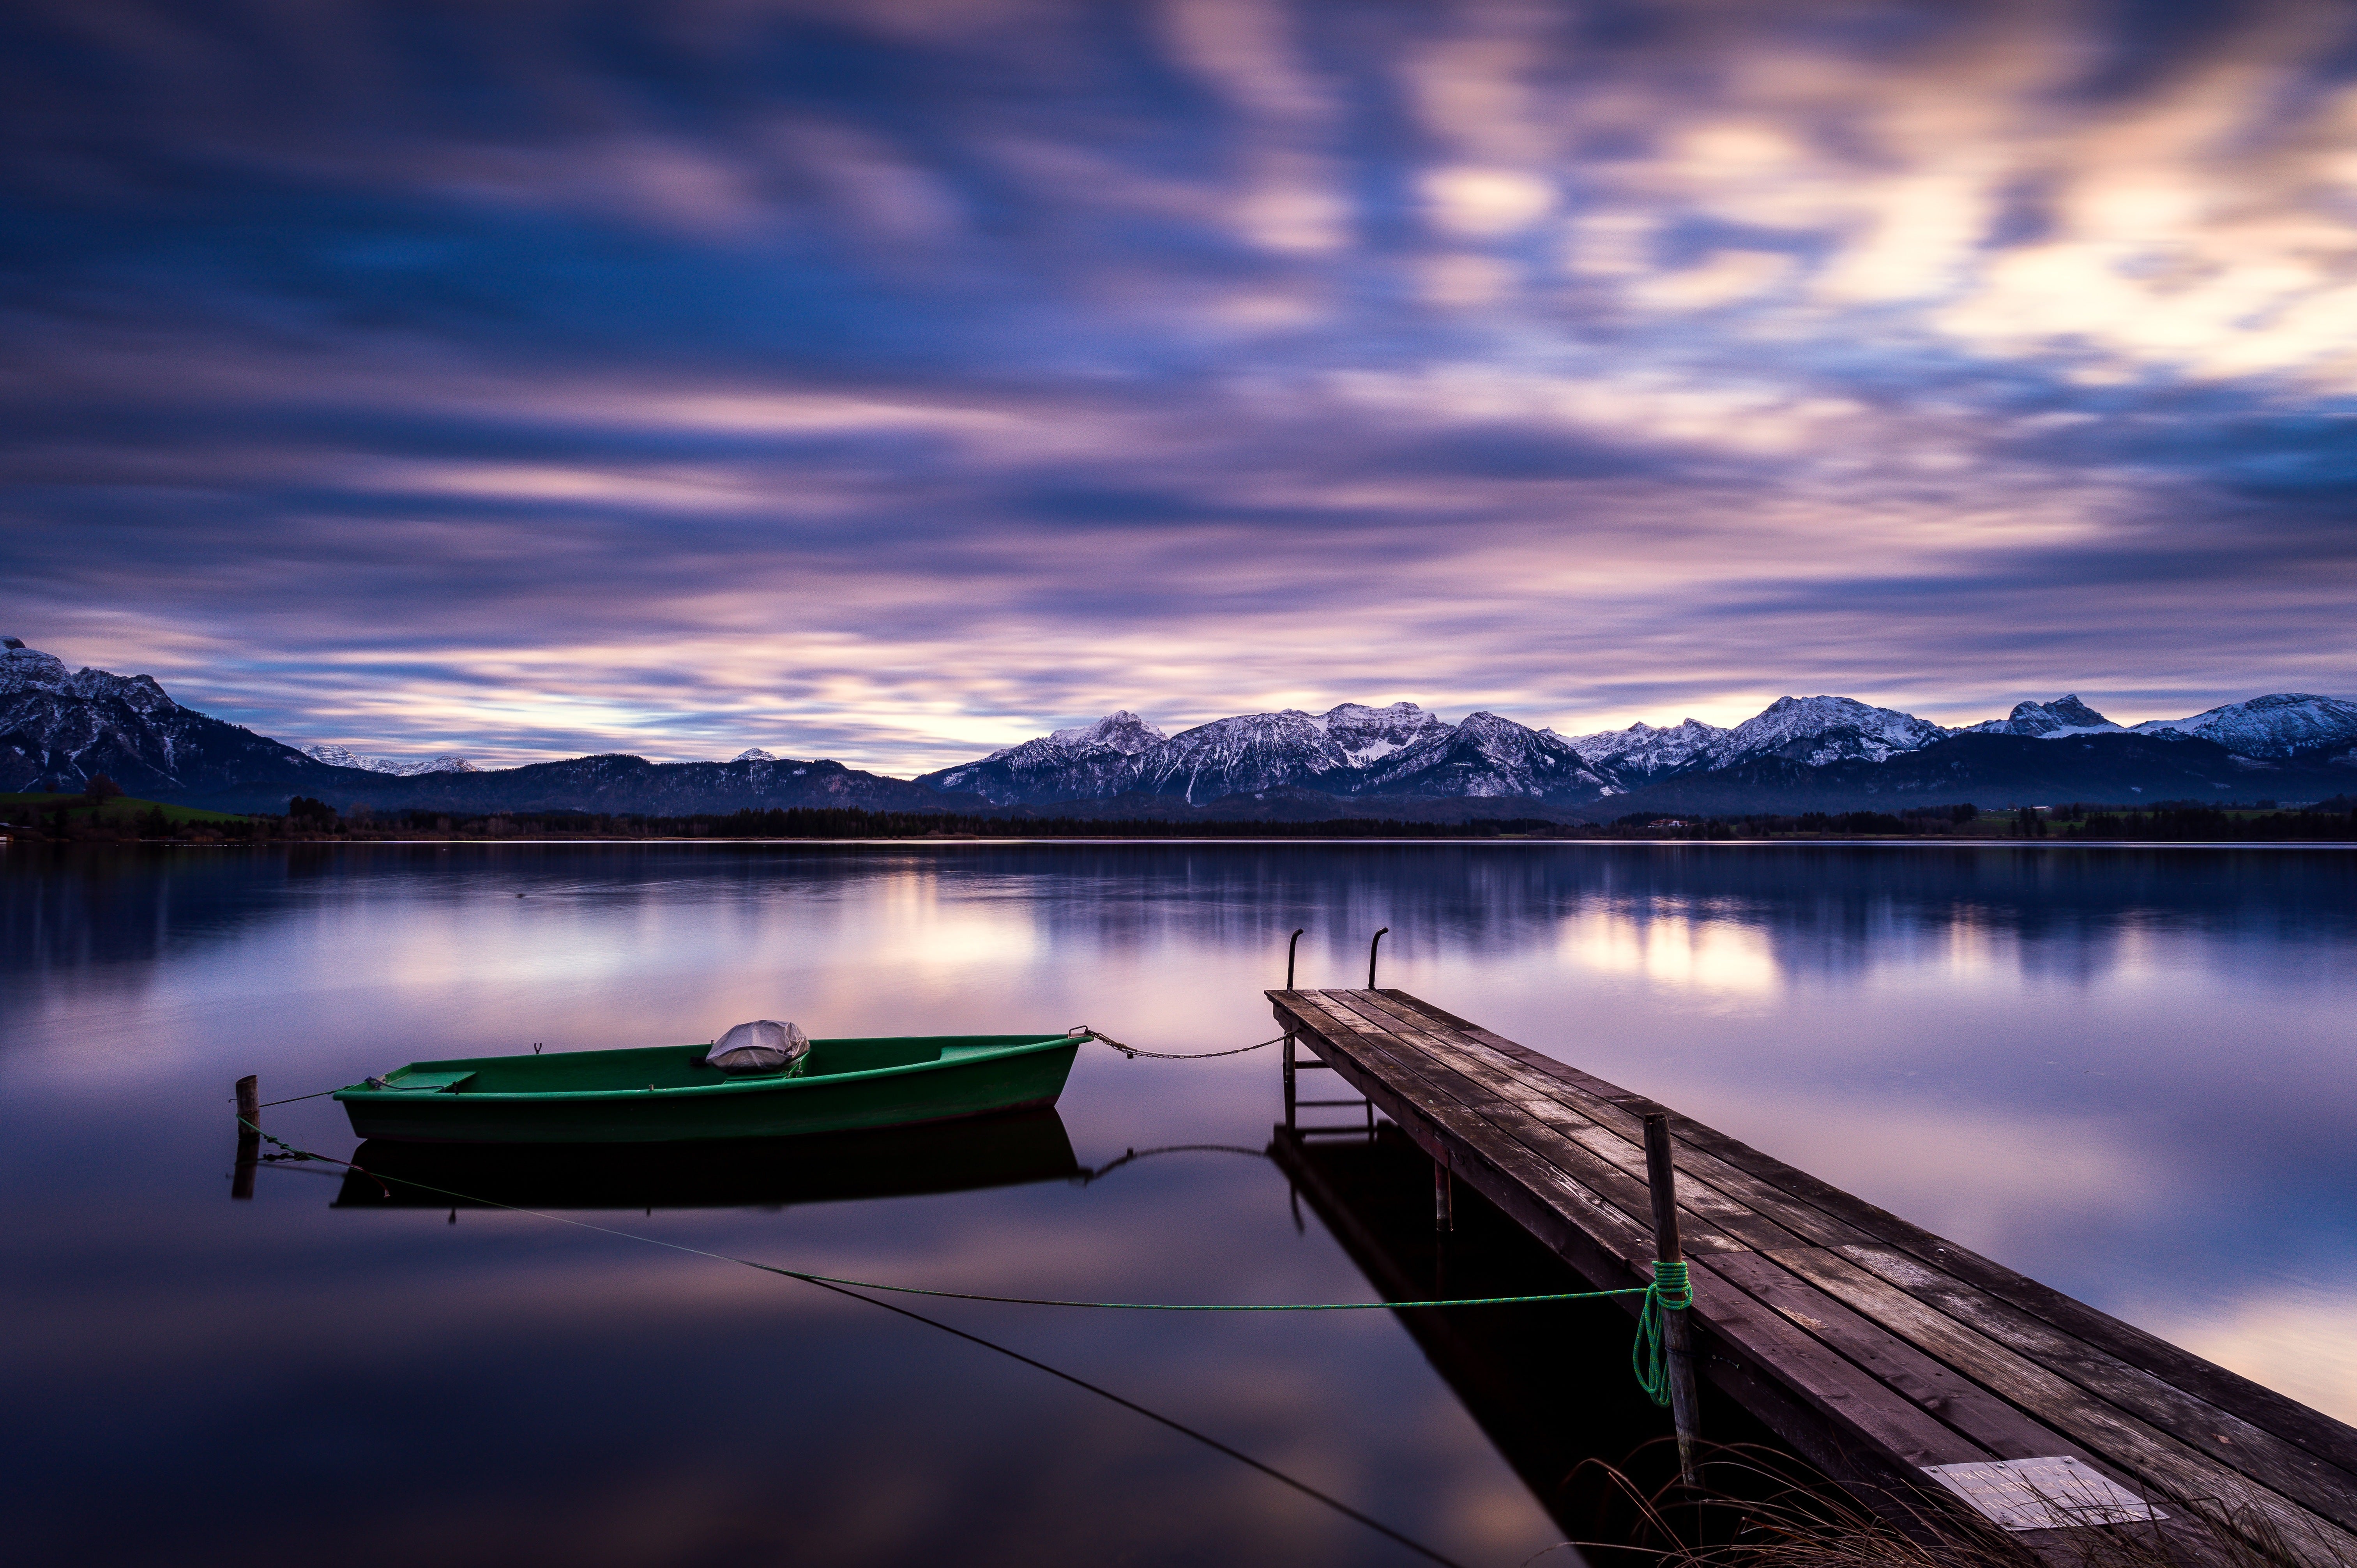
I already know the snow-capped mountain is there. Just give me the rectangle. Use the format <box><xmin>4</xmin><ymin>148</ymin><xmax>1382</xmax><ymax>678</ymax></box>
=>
<box><xmin>1127</xmin><ymin>703</ymin><xmax>1460</xmax><ymax>802</ymax></box>
<box><xmin>922</xmin><ymin>701</ymin><xmax>1601</xmax><ymax>805</ymax></box>
<box><xmin>917</xmin><ymin>701</ymin><xmax>1464</xmax><ymax>805</ymax></box>
<box><xmin>1318</xmin><ymin>701</ymin><xmax>1456</xmax><ymax>766</ymax></box>
<box><xmin>2129</xmin><ymin>693</ymin><xmax>2357</xmax><ymax>759</ymax></box>
<box><xmin>15</xmin><ymin>632</ymin><xmax>2354</xmax><ymax>820</ymax></box>
<box><xmin>302</xmin><ymin>744</ymin><xmax>479</xmax><ymax>775</ymax></box>
<box><xmin>915</xmin><ymin>710</ymin><xmax>1170</xmax><ymax>805</ymax></box>
<box><xmin>2</xmin><ymin>638</ymin><xmax>330</xmax><ymax>798</ymax></box>
<box><xmin>3</xmin><ymin>637</ymin><xmax>178</xmax><ymax>715</ymax></box>
<box><xmin>1358</xmin><ymin>711</ymin><xmax>1609</xmax><ymax>798</ymax></box>
<box><xmin>919</xmin><ymin>694</ymin><xmax>1961</xmax><ymax>808</ymax></box>
<box><xmin>1707</xmin><ymin>696</ymin><xmax>1950</xmax><ymax>768</ymax></box>
<box><xmin>1128</xmin><ymin>709</ymin><xmax>1362</xmax><ymax>802</ymax></box>
<box><xmin>1567</xmin><ymin>718</ymin><xmax>1730</xmax><ymax>786</ymax></box>
<box><xmin>1964</xmin><ymin>696</ymin><xmax>2124</xmax><ymax>739</ymax></box>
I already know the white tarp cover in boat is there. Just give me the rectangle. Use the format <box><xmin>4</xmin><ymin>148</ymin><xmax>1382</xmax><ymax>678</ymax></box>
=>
<box><xmin>707</xmin><ymin>1019</ymin><xmax>809</xmax><ymax>1073</ymax></box>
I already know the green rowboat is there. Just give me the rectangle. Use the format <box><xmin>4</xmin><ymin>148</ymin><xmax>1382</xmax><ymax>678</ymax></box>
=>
<box><xmin>333</xmin><ymin>1032</ymin><xmax>1082</xmax><ymax>1144</ymax></box>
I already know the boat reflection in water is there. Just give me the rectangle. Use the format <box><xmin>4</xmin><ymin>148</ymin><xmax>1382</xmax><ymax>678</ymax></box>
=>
<box><xmin>333</xmin><ymin>1106</ymin><xmax>1081</xmax><ymax>1211</ymax></box>
<box><xmin>1271</xmin><ymin>1124</ymin><xmax>1787</xmax><ymax>1556</ymax></box>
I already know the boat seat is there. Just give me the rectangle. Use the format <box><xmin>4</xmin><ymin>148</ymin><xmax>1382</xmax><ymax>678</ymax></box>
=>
<box><xmin>380</xmin><ymin>1070</ymin><xmax>475</xmax><ymax>1093</ymax></box>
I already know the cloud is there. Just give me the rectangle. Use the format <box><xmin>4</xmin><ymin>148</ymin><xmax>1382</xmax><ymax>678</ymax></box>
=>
<box><xmin>3</xmin><ymin>1</ymin><xmax>2356</xmax><ymax>770</ymax></box>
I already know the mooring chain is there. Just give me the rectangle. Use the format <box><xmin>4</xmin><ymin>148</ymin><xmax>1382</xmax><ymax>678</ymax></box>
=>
<box><xmin>236</xmin><ymin>1116</ymin><xmax>390</xmax><ymax>1197</ymax></box>
<box><xmin>1069</xmin><ymin>1026</ymin><xmax>1283</xmax><ymax>1060</ymax></box>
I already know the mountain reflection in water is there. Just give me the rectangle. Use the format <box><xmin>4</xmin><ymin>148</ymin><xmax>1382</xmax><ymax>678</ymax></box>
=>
<box><xmin>5</xmin><ymin>842</ymin><xmax>2353</xmax><ymax>1567</ymax></box>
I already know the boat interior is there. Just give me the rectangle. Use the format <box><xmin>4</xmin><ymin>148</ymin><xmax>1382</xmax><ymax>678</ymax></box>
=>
<box><xmin>367</xmin><ymin>1035</ymin><xmax>1065</xmax><ymax>1094</ymax></box>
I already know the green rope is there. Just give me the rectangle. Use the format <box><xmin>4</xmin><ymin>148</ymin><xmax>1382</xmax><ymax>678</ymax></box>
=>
<box><xmin>733</xmin><ymin>1262</ymin><xmax>1651</xmax><ymax>1314</ymax></box>
<box><xmin>1631</xmin><ymin>1259</ymin><xmax>1693</xmax><ymax>1407</ymax></box>
<box><xmin>240</xmin><ymin>1122</ymin><xmax>1689</xmax><ymax>1397</ymax></box>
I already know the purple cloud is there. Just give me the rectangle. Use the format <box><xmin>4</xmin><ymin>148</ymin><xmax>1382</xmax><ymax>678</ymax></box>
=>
<box><xmin>3</xmin><ymin>1</ymin><xmax>2354</xmax><ymax>772</ymax></box>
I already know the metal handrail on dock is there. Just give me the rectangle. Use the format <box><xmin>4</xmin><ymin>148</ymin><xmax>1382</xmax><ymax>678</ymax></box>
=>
<box><xmin>1269</xmin><ymin>987</ymin><xmax>2357</xmax><ymax>1565</ymax></box>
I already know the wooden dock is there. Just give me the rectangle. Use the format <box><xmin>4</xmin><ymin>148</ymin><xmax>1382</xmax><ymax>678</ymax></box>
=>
<box><xmin>1269</xmin><ymin>988</ymin><xmax>2357</xmax><ymax>1563</ymax></box>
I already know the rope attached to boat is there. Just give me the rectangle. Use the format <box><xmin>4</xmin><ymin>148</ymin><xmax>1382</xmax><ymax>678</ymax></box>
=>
<box><xmin>1077</xmin><ymin>1143</ymin><xmax>1268</xmax><ymax>1183</ymax></box>
<box><xmin>244</xmin><ymin>1151</ymin><xmax>1472</xmax><ymax>1567</ymax></box>
<box><xmin>1070</xmin><ymin>1026</ymin><xmax>1282</xmax><ymax>1060</ymax></box>
<box><xmin>242</xmin><ymin>1130</ymin><xmax>1692</xmax><ymax>1564</ymax></box>
<box><xmin>253</xmin><ymin>1146</ymin><xmax>1660</xmax><ymax>1316</ymax></box>
<box><xmin>258</xmin><ymin>1088</ymin><xmax>340</xmax><ymax>1108</ymax></box>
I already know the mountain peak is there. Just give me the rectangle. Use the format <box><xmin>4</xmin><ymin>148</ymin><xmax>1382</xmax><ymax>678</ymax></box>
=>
<box><xmin>2</xmin><ymin>641</ymin><xmax>178</xmax><ymax>715</ymax></box>
<box><xmin>1566</xmin><ymin>716</ymin><xmax>1730</xmax><ymax>785</ymax></box>
<box><xmin>1318</xmin><ymin>700</ymin><xmax>1449</xmax><ymax>765</ymax></box>
<box><xmin>1966</xmin><ymin>695</ymin><xmax>2122</xmax><ymax>739</ymax></box>
<box><xmin>1715</xmin><ymin>696</ymin><xmax>1948</xmax><ymax>766</ymax></box>
<box><xmin>2129</xmin><ymin>692</ymin><xmax>2357</xmax><ymax>758</ymax></box>
<box><xmin>915</xmin><ymin>709</ymin><xmax>1170</xmax><ymax>803</ymax></box>
<box><xmin>1043</xmin><ymin>710</ymin><xmax>1168</xmax><ymax>752</ymax></box>
<box><xmin>2</xmin><ymin>639</ymin><xmax>70</xmax><ymax>696</ymax></box>
<box><xmin>1358</xmin><ymin>709</ymin><xmax>1603</xmax><ymax>799</ymax></box>
<box><xmin>302</xmin><ymin>744</ymin><xmax>478</xmax><ymax>776</ymax></box>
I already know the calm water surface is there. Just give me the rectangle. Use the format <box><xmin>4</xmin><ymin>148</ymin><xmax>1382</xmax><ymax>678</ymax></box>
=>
<box><xmin>5</xmin><ymin>842</ymin><xmax>2354</xmax><ymax>1566</ymax></box>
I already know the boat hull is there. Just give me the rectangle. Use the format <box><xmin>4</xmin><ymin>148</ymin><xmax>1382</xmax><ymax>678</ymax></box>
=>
<box><xmin>333</xmin><ymin>1107</ymin><xmax>1082</xmax><ymax>1206</ymax></box>
<box><xmin>334</xmin><ymin>1035</ymin><xmax>1081</xmax><ymax>1144</ymax></box>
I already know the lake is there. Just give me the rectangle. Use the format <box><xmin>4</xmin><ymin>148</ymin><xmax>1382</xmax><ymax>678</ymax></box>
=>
<box><xmin>5</xmin><ymin>841</ymin><xmax>2353</xmax><ymax>1566</ymax></box>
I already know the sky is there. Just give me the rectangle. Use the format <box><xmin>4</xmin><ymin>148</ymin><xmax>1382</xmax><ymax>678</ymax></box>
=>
<box><xmin>5</xmin><ymin>0</ymin><xmax>2357</xmax><ymax>774</ymax></box>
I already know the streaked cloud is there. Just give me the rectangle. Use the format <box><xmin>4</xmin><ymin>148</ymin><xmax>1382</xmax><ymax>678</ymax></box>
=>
<box><xmin>2</xmin><ymin>1</ymin><xmax>2355</xmax><ymax>770</ymax></box>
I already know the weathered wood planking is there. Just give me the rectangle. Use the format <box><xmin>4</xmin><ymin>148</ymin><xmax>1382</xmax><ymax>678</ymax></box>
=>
<box><xmin>1269</xmin><ymin>988</ymin><xmax>2357</xmax><ymax>1566</ymax></box>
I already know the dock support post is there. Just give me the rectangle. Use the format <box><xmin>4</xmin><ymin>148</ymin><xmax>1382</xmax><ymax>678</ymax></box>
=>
<box><xmin>1282</xmin><ymin>1031</ymin><xmax>1297</xmax><ymax>1129</ymax></box>
<box><xmin>1282</xmin><ymin>928</ymin><xmax>1304</xmax><ymax>1130</ymax></box>
<box><xmin>1433</xmin><ymin>1158</ymin><xmax>1454</xmax><ymax>1233</ymax></box>
<box><xmin>1644</xmin><ymin>1112</ymin><xmax>1702</xmax><ymax>1490</ymax></box>
<box><xmin>233</xmin><ymin>1074</ymin><xmax>260</xmax><ymax>1201</ymax></box>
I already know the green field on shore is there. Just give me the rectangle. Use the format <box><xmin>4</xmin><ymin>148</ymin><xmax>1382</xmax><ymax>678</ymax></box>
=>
<box><xmin>2</xmin><ymin>792</ymin><xmax>245</xmax><ymax>825</ymax></box>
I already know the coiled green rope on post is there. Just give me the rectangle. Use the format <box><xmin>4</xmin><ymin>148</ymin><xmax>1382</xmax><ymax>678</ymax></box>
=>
<box><xmin>1631</xmin><ymin>1259</ymin><xmax>1693</xmax><ymax>1407</ymax></box>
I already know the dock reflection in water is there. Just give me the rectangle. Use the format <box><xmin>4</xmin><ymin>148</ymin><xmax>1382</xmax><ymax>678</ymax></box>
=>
<box><xmin>334</xmin><ymin>1107</ymin><xmax>1081</xmax><ymax>1211</ymax></box>
<box><xmin>1272</xmin><ymin>1125</ymin><xmax>1785</xmax><ymax>1553</ymax></box>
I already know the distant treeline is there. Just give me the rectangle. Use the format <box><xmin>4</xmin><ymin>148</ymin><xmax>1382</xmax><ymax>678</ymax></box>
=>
<box><xmin>2053</xmin><ymin>800</ymin><xmax>2357</xmax><ymax>840</ymax></box>
<box><xmin>18</xmin><ymin>795</ymin><xmax>2356</xmax><ymax>844</ymax></box>
<box><xmin>274</xmin><ymin>802</ymin><xmax>1592</xmax><ymax>839</ymax></box>
<box><xmin>1611</xmin><ymin>805</ymin><xmax>1984</xmax><ymax>839</ymax></box>
<box><xmin>1611</xmin><ymin>799</ymin><xmax>2357</xmax><ymax>841</ymax></box>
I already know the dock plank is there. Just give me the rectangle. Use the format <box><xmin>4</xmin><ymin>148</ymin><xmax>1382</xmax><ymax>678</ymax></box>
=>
<box><xmin>1710</xmin><ymin>1250</ymin><xmax>2095</xmax><ymax>1466</ymax></box>
<box><xmin>1827</xmin><ymin>1245</ymin><xmax>2357</xmax><ymax>1534</ymax></box>
<box><xmin>1774</xmin><ymin>1248</ymin><xmax>2357</xmax><ymax>1564</ymax></box>
<box><xmin>1266</xmin><ymin>989</ymin><xmax>2357</xmax><ymax>1563</ymax></box>
<box><xmin>1278</xmin><ymin>992</ymin><xmax>2012</xmax><ymax>1487</ymax></box>
<box><xmin>1378</xmin><ymin>991</ymin><xmax>2357</xmax><ymax>1485</ymax></box>
<box><xmin>1319</xmin><ymin>992</ymin><xmax>1808</xmax><ymax>1255</ymax></box>
<box><xmin>1347</xmin><ymin>991</ymin><xmax>1873</xmax><ymax>1251</ymax></box>
<box><xmin>1684</xmin><ymin>1257</ymin><xmax>1995</xmax><ymax>1472</ymax></box>
<box><xmin>1307</xmin><ymin>992</ymin><xmax>1781</xmax><ymax>1255</ymax></box>
<box><xmin>1284</xmin><ymin>999</ymin><xmax>1663</xmax><ymax>1271</ymax></box>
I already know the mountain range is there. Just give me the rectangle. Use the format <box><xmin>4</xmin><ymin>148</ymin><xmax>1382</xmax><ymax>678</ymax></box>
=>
<box><xmin>6</xmin><ymin>637</ymin><xmax>2355</xmax><ymax>820</ymax></box>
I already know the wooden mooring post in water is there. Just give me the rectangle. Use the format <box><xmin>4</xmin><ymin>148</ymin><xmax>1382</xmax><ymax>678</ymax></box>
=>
<box><xmin>232</xmin><ymin>1074</ymin><xmax>260</xmax><ymax>1200</ymax></box>
<box><xmin>1267</xmin><ymin>986</ymin><xmax>2357</xmax><ymax>1566</ymax></box>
